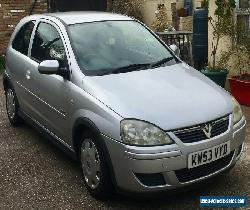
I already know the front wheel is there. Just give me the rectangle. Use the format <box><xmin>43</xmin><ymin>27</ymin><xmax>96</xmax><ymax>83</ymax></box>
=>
<box><xmin>5</xmin><ymin>85</ymin><xmax>23</xmax><ymax>126</ymax></box>
<box><xmin>80</xmin><ymin>131</ymin><xmax>113</xmax><ymax>199</ymax></box>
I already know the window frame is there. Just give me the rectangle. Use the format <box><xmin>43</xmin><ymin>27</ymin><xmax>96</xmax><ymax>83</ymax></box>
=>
<box><xmin>29</xmin><ymin>19</ymin><xmax>70</xmax><ymax>68</ymax></box>
<box><xmin>236</xmin><ymin>0</ymin><xmax>250</xmax><ymax>29</ymax></box>
<box><xmin>12</xmin><ymin>20</ymin><xmax>36</xmax><ymax>56</ymax></box>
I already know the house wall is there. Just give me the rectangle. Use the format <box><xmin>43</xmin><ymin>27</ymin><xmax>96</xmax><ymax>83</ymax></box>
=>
<box><xmin>141</xmin><ymin>0</ymin><xmax>183</xmax><ymax>28</ymax></box>
<box><xmin>141</xmin><ymin>0</ymin><xmax>203</xmax><ymax>29</ymax></box>
<box><xmin>193</xmin><ymin>0</ymin><xmax>203</xmax><ymax>10</ymax></box>
<box><xmin>0</xmin><ymin>0</ymin><xmax>47</xmax><ymax>55</ymax></box>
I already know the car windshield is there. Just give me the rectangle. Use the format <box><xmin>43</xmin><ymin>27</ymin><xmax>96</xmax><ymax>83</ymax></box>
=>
<box><xmin>68</xmin><ymin>20</ymin><xmax>177</xmax><ymax>76</ymax></box>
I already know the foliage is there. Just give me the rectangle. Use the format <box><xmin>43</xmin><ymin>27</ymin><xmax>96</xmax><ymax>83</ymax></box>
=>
<box><xmin>215</xmin><ymin>0</ymin><xmax>250</xmax><ymax>77</ymax></box>
<box><xmin>218</xmin><ymin>23</ymin><xmax>250</xmax><ymax>76</ymax></box>
<box><xmin>0</xmin><ymin>56</ymin><xmax>5</xmax><ymax>72</ymax></box>
<box><xmin>112</xmin><ymin>0</ymin><xmax>144</xmax><ymax>22</ymax></box>
<box><xmin>151</xmin><ymin>4</ymin><xmax>173</xmax><ymax>32</ymax></box>
<box><xmin>218</xmin><ymin>49</ymin><xmax>250</xmax><ymax>76</ymax></box>
<box><xmin>208</xmin><ymin>0</ymin><xmax>236</xmax><ymax>70</ymax></box>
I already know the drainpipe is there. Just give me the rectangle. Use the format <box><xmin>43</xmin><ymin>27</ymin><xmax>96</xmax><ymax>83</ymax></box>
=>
<box><xmin>29</xmin><ymin>0</ymin><xmax>37</xmax><ymax>15</ymax></box>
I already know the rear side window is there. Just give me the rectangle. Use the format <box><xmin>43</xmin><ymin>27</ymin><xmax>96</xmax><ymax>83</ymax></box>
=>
<box><xmin>12</xmin><ymin>21</ymin><xmax>35</xmax><ymax>55</ymax></box>
<box><xmin>31</xmin><ymin>22</ymin><xmax>67</xmax><ymax>67</ymax></box>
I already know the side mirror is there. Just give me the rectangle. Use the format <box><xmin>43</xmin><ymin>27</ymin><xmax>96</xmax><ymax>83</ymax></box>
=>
<box><xmin>169</xmin><ymin>44</ymin><xmax>180</xmax><ymax>57</ymax></box>
<box><xmin>38</xmin><ymin>60</ymin><xmax>59</xmax><ymax>75</ymax></box>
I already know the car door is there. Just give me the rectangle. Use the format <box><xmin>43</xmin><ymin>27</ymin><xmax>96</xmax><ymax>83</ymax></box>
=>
<box><xmin>25</xmin><ymin>20</ymin><xmax>71</xmax><ymax>142</ymax></box>
<box><xmin>6</xmin><ymin>20</ymin><xmax>35</xmax><ymax>114</ymax></box>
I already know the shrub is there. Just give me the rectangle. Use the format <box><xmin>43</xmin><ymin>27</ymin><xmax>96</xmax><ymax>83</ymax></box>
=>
<box><xmin>218</xmin><ymin>25</ymin><xmax>250</xmax><ymax>77</ymax></box>
<box><xmin>151</xmin><ymin>4</ymin><xmax>172</xmax><ymax>32</ymax></box>
<box><xmin>208</xmin><ymin>0</ymin><xmax>236</xmax><ymax>70</ymax></box>
<box><xmin>112</xmin><ymin>0</ymin><xmax>144</xmax><ymax>22</ymax></box>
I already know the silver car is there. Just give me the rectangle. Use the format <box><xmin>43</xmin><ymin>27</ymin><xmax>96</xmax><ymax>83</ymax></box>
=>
<box><xmin>3</xmin><ymin>12</ymin><xmax>246</xmax><ymax>198</ymax></box>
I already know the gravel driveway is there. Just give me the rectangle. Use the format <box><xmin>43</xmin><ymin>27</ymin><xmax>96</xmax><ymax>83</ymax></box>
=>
<box><xmin>0</xmin><ymin>75</ymin><xmax>249</xmax><ymax>210</ymax></box>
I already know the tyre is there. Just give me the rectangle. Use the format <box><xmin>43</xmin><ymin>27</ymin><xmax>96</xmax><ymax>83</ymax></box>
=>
<box><xmin>80</xmin><ymin>131</ymin><xmax>113</xmax><ymax>199</ymax></box>
<box><xmin>5</xmin><ymin>85</ymin><xmax>23</xmax><ymax>126</ymax></box>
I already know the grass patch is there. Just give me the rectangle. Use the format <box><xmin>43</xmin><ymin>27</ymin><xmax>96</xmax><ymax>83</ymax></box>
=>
<box><xmin>0</xmin><ymin>56</ymin><xmax>5</xmax><ymax>73</ymax></box>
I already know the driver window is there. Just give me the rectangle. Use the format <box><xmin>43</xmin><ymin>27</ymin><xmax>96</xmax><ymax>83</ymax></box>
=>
<box><xmin>31</xmin><ymin>22</ymin><xmax>67</xmax><ymax>67</ymax></box>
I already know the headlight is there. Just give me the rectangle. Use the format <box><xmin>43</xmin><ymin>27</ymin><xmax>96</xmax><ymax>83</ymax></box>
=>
<box><xmin>232</xmin><ymin>97</ymin><xmax>243</xmax><ymax>125</ymax></box>
<box><xmin>121</xmin><ymin>119</ymin><xmax>173</xmax><ymax>146</ymax></box>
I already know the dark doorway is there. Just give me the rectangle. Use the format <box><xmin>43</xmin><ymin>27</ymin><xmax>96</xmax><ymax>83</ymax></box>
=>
<box><xmin>50</xmin><ymin>0</ymin><xmax>107</xmax><ymax>12</ymax></box>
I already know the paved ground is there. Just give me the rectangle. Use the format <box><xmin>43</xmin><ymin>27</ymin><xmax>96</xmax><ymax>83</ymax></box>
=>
<box><xmin>0</xmin><ymin>74</ymin><xmax>249</xmax><ymax>210</ymax></box>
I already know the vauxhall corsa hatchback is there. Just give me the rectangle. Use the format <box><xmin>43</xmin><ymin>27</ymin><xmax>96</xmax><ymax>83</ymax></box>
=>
<box><xmin>3</xmin><ymin>12</ymin><xmax>246</xmax><ymax>198</ymax></box>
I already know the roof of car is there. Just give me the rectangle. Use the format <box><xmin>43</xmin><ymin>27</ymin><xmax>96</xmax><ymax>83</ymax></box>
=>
<box><xmin>45</xmin><ymin>11</ymin><xmax>133</xmax><ymax>25</ymax></box>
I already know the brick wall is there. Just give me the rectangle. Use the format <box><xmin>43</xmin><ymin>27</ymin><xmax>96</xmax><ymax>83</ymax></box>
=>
<box><xmin>0</xmin><ymin>0</ymin><xmax>47</xmax><ymax>55</ymax></box>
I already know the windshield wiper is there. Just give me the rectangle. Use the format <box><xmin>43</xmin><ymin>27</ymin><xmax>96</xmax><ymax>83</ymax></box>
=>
<box><xmin>97</xmin><ymin>63</ymin><xmax>151</xmax><ymax>76</ymax></box>
<box><xmin>150</xmin><ymin>57</ymin><xmax>175</xmax><ymax>68</ymax></box>
<box><xmin>96</xmin><ymin>57</ymin><xmax>175</xmax><ymax>76</ymax></box>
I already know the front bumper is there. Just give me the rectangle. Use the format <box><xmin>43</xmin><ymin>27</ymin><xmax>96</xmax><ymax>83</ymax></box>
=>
<box><xmin>103</xmin><ymin>115</ymin><xmax>246</xmax><ymax>193</ymax></box>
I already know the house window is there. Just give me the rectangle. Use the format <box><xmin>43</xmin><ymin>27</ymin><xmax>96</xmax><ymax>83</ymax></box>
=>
<box><xmin>236</xmin><ymin>0</ymin><xmax>250</xmax><ymax>29</ymax></box>
<box><xmin>239</xmin><ymin>0</ymin><xmax>250</xmax><ymax>8</ymax></box>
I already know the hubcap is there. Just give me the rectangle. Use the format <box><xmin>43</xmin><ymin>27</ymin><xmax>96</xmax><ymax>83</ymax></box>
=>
<box><xmin>6</xmin><ymin>89</ymin><xmax>15</xmax><ymax>120</ymax></box>
<box><xmin>81</xmin><ymin>139</ymin><xmax>101</xmax><ymax>189</ymax></box>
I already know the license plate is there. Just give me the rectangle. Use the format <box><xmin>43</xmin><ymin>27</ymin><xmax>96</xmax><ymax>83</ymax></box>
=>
<box><xmin>188</xmin><ymin>141</ymin><xmax>230</xmax><ymax>169</ymax></box>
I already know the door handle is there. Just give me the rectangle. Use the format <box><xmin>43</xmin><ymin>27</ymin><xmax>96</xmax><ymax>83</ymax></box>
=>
<box><xmin>26</xmin><ymin>70</ymin><xmax>31</xmax><ymax>80</ymax></box>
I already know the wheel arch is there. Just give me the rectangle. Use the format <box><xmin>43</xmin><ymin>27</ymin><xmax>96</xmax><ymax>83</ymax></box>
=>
<box><xmin>3</xmin><ymin>74</ymin><xmax>21</xmax><ymax>108</ymax></box>
<box><xmin>72</xmin><ymin>117</ymin><xmax>102</xmax><ymax>157</ymax></box>
<box><xmin>72</xmin><ymin>117</ymin><xmax>118</xmax><ymax>190</ymax></box>
<box><xmin>3</xmin><ymin>73</ymin><xmax>10</xmax><ymax>91</ymax></box>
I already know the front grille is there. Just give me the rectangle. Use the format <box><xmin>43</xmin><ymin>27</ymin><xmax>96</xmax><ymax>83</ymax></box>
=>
<box><xmin>135</xmin><ymin>173</ymin><xmax>166</xmax><ymax>186</ymax></box>
<box><xmin>173</xmin><ymin>116</ymin><xmax>229</xmax><ymax>143</ymax></box>
<box><xmin>175</xmin><ymin>151</ymin><xmax>234</xmax><ymax>183</ymax></box>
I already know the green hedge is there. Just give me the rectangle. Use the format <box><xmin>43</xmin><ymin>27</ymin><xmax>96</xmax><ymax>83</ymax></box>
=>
<box><xmin>0</xmin><ymin>56</ymin><xmax>5</xmax><ymax>72</ymax></box>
